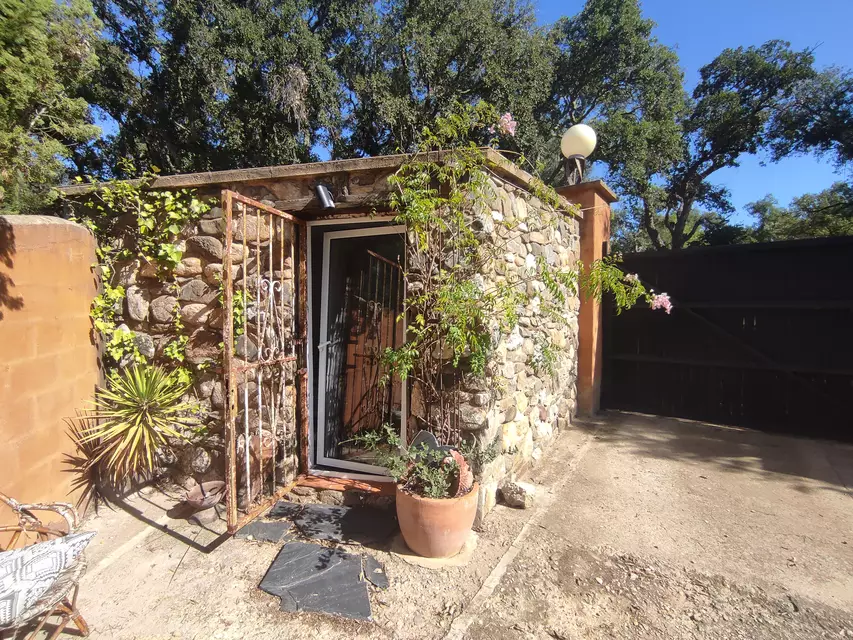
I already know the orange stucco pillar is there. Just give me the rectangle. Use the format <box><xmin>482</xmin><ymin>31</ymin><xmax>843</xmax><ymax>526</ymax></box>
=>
<box><xmin>556</xmin><ymin>180</ymin><xmax>618</xmax><ymax>416</ymax></box>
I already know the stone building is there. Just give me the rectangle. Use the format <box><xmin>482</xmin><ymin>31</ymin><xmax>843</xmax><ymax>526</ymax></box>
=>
<box><xmin>61</xmin><ymin>150</ymin><xmax>613</xmax><ymax>531</ymax></box>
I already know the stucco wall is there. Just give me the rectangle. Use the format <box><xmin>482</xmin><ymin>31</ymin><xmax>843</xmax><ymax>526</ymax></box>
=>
<box><xmin>0</xmin><ymin>216</ymin><xmax>99</xmax><ymax>521</ymax></box>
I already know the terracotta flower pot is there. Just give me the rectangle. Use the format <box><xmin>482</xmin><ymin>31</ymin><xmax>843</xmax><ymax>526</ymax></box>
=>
<box><xmin>395</xmin><ymin>482</ymin><xmax>479</xmax><ymax>558</ymax></box>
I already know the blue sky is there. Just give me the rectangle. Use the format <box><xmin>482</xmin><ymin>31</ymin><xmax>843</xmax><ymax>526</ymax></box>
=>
<box><xmin>537</xmin><ymin>0</ymin><xmax>853</xmax><ymax>223</ymax></box>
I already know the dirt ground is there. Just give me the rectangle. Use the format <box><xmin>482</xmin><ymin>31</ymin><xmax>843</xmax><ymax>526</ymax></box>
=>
<box><xmin>59</xmin><ymin>412</ymin><xmax>853</xmax><ymax>639</ymax></box>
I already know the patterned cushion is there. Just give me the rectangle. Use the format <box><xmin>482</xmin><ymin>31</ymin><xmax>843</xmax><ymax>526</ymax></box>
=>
<box><xmin>0</xmin><ymin>532</ymin><xmax>95</xmax><ymax>628</ymax></box>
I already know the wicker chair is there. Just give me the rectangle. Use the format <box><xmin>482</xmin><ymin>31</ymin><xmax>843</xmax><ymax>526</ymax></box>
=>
<box><xmin>0</xmin><ymin>492</ymin><xmax>90</xmax><ymax>639</ymax></box>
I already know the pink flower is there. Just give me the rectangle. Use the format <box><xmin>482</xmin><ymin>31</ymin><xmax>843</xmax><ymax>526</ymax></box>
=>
<box><xmin>494</xmin><ymin>112</ymin><xmax>517</xmax><ymax>137</ymax></box>
<box><xmin>650</xmin><ymin>292</ymin><xmax>673</xmax><ymax>314</ymax></box>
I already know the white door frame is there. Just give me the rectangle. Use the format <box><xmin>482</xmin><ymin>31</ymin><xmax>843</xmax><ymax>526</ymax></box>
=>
<box><xmin>308</xmin><ymin>220</ymin><xmax>406</xmax><ymax>477</ymax></box>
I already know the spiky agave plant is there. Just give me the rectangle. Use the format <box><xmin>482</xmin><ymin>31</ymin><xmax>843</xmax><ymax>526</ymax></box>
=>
<box><xmin>82</xmin><ymin>365</ymin><xmax>197</xmax><ymax>484</ymax></box>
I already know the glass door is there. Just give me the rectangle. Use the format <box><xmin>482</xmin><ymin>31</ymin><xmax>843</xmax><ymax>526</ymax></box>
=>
<box><xmin>315</xmin><ymin>226</ymin><xmax>406</xmax><ymax>473</ymax></box>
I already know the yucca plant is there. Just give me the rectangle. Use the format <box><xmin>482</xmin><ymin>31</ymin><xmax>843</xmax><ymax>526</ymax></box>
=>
<box><xmin>81</xmin><ymin>365</ymin><xmax>198</xmax><ymax>484</ymax></box>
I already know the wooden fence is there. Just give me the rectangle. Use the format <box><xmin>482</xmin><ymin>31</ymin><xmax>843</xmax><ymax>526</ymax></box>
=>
<box><xmin>602</xmin><ymin>236</ymin><xmax>853</xmax><ymax>442</ymax></box>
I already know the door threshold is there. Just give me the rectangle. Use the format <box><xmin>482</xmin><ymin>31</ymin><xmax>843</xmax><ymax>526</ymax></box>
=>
<box><xmin>299</xmin><ymin>470</ymin><xmax>396</xmax><ymax>496</ymax></box>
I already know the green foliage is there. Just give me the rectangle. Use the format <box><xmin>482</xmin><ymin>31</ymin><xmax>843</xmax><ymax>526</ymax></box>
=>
<box><xmin>216</xmin><ymin>276</ymin><xmax>252</xmax><ymax>343</ymax></box>
<box><xmin>457</xmin><ymin>433</ymin><xmax>500</xmax><ymax>477</ymax></box>
<box><xmin>542</xmin><ymin>0</ymin><xmax>687</xmax><ymax>183</ymax></box>
<box><xmin>76</xmin><ymin>0</ymin><xmax>364</xmax><ymax>176</ymax></box>
<box><xmin>0</xmin><ymin>0</ymin><xmax>101</xmax><ymax>212</ymax></box>
<box><xmin>66</xmin><ymin>165</ymin><xmax>209</xmax><ymax>373</ymax></box>
<box><xmin>90</xmin><ymin>281</ymin><xmax>124</xmax><ymax>335</ymax></box>
<box><xmin>747</xmin><ymin>183</ymin><xmax>853</xmax><ymax>241</ymax></box>
<box><xmin>105</xmin><ymin>326</ymin><xmax>143</xmax><ymax>366</ymax></box>
<box><xmin>353</xmin><ymin>424</ymin><xmax>459</xmax><ymax>499</ymax></box>
<box><xmin>75</xmin><ymin>0</ymin><xmax>686</xmax><ymax>189</ymax></box>
<box><xmin>81</xmin><ymin>365</ymin><xmax>197</xmax><ymax>484</ymax></box>
<box><xmin>383</xmin><ymin>102</ymin><xmax>657</xmax><ymax>440</ymax></box>
<box><xmin>90</xmin><ymin>281</ymin><xmax>143</xmax><ymax>366</ymax></box>
<box><xmin>69</xmin><ymin>160</ymin><xmax>210</xmax><ymax>274</ymax></box>
<box><xmin>616</xmin><ymin>40</ymin><xmax>817</xmax><ymax>250</ymax></box>
<box><xmin>163</xmin><ymin>307</ymin><xmax>188</xmax><ymax>365</ymax></box>
<box><xmin>582</xmin><ymin>256</ymin><xmax>648</xmax><ymax>313</ymax></box>
<box><xmin>531</xmin><ymin>334</ymin><xmax>558</xmax><ymax>377</ymax></box>
<box><xmin>769</xmin><ymin>67</ymin><xmax>853</xmax><ymax>171</ymax></box>
<box><xmin>335</xmin><ymin>0</ymin><xmax>553</xmax><ymax>161</ymax></box>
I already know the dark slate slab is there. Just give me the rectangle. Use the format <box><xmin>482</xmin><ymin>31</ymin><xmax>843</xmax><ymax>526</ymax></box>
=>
<box><xmin>362</xmin><ymin>554</ymin><xmax>389</xmax><ymax>589</ymax></box>
<box><xmin>235</xmin><ymin>519</ymin><xmax>292</xmax><ymax>543</ymax></box>
<box><xmin>293</xmin><ymin>504</ymin><xmax>398</xmax><ymax>544</ymax></box>
<box><xmin>259</xmin><ymin>542</ymin><xmax>372</xmax><ymax>621</ymax></box>
<box><xmin>267</xmin><ymin>500</ymin><xmax>304</xmax><ymax>520</ymax></box>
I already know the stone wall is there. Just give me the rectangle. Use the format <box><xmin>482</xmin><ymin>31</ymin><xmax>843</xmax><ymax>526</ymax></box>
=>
<box><xmin>451</xmin><ymin>176</ymin><xmax>581</xmax><ymax>524</ymax></box>
<box><xmin>89</xmin><ymin>161</ymin><xmax>580</xmax><ymax>523</ymax></box>
<box><xmin>0</xmin><ymin>216</ymin><xmax>100</xmax><ymax>524</ymax></box>
<box><xmin>111</xmin><ymin>199</ymin><xmax>299</xmax><ymax>488</ymax></box>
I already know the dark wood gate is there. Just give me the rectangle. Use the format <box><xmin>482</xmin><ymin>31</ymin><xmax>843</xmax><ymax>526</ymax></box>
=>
<box><xmin>602</xmin><ymin>236</ymin><xmax>853</xmax><ymax>441</ymax></box>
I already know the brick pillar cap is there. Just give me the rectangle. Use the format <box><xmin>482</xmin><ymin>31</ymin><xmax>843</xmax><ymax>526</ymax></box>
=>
<box><xmin>555</xmin><ymin>180</ymin><xmax>618</xmax><ymax>205</ymax></box>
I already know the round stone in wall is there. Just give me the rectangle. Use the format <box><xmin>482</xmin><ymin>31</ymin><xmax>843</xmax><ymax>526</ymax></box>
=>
<box><xmin>150</xmin><ymin>295</ymin><xmax>179</xmax><ymax>323</ymax></box>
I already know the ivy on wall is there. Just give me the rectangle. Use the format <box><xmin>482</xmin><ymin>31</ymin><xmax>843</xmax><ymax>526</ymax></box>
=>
<box><xmin>63</xmin><ymin>160</ymin><xmax>212</xmax><ymax>373</ymax></box>
<box><xmin>382</xmin><ymin>102</ymin><xmax>665</xmax><ymax>443</ymax></box>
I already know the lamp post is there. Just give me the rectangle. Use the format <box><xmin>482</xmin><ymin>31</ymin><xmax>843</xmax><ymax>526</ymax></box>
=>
<box><xmin>560</xmin><ymin>124</ymin><xmax>597</xmax><ymax>186</ymax></box>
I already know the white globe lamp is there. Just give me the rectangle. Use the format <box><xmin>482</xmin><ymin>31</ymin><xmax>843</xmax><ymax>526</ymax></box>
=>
<box><xmin>560</xmin><ymin>124</ymin><xmax>597</xmax><ymax>185</ymax></box>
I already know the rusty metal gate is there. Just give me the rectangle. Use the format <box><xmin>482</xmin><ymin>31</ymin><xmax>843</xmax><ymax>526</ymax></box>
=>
<box><xmin>221</xmin><ymin>190</ymin><xmax>307</xmax><ymax>533</ymax></box>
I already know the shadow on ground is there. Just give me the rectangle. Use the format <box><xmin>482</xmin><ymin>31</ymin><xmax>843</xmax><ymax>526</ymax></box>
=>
<box><xmin>576</xmin><ymin>411</ymin><xmax>853</xmax><ymax>497</ymax></box>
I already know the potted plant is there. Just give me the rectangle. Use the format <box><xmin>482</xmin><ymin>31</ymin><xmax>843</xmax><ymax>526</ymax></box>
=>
<box><xmin>355</xmin><ymin>427</ymin><xmax>478</xmax><ymax>558</ymax></box>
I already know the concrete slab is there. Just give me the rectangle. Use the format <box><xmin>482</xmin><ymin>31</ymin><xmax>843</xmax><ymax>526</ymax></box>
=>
<box><xmin>391</xmin><ymin>532</ymin><xmax>478</xmax><ymax>569</ymax></box>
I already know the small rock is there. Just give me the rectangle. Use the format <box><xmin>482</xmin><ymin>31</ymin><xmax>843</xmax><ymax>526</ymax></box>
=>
<box><xmin>211</xmin><ymin>381</ymin><xmax>225</xmax><ymax>408</ymax></box>
<box><xmin>191</xmin><ymin>447</ymin><xmax>212</xmax><ymax>474</ymax></box>
<box><xmin>175</xmin><ymin>257</ymin><xmax>203</xmax><ymax>277</ymax></box>
<box><xmin>236</xmin><ymin>334</ymin><xmax>258</xmax><ymax>360</ymax></box>
<box><xmin>186</xmin><ymin>235</ymin><xmax>224</xmax><ymax>261</ymax></box>
<box><xmin>500</xmin><ymin>480</ymin><xmax>536</xmax><ymax>509</ymax></box>
<box><xmin>317</xmin><ymin>490</ymin><xmax>345</xmax><ymax>506</ymax></box>
<box><xmin>149</xmin><ymin>295</ymin><xmax>179</xmax><ymax>323</ymax></box>
<box><xmin>197</xmin><ymin>218</ymin><xmax>224</xmax><ymax>236</ymax></box>
<box><xmin>179</xmin><ymin>279</ymin><xmax>216</xmax><ymax>304</ymax></box>
<box><xmin>138</xmin><ymin>260</ymin><xmax>159</xmax><ymax>278</ymax></box>
<box><xmin>181</xmin><ymin>302</ymin><xmax>214</xmax><ymax>325</ymax></box>
<box><xmin>197</xmin><ymin>378</ymin><xmax>216</xmax><ymax>399</ymax></box>
<box><xmin>133</xmin><ymin>332</ymin><xmax>155</xmax><ymax>360</ymax></box>
<box><xmin>232</xmin><ymin>214</ymin><xmax>271</xmax><ymax>243</ymax></box>
<box><xmin>186</xmin><ymin>330</ymin><xmax>221</xmax><ymax>364</ymax></box>
<box><xmin>125</xmin><ymin>285</ymin><xmax>149</xmax><ymax>321</ymax></box>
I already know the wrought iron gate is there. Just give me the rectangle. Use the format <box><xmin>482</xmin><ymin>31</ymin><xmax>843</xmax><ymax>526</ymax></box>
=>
<box><xmin>221</xmin><ymin>190</ymin><xmax>307</xmax><ymax>533</ymax></box>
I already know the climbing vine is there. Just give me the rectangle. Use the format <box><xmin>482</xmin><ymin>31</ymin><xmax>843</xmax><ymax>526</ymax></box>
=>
<box><xmin>63</xmin><ymin>159</ymin><xmax>211</xmax><ymax>370</ymax></box>
<box><xmin>382</xmin><ymin>102</ymin><xmax>667</xmax><ymax>441</ymax></box>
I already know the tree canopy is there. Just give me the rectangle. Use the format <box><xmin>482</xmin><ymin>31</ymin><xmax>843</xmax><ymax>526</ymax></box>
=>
<box><xmin>613</xmin><ymin>40</ymin><xmax>817</xmax><ymax>250</ymax></box>
<box><xmin>0</xmin><ymin>0</ymin><xmax>100</xmax><ymax>212</ymax></box>
<box><xmin>2</xmin><ymin>0</ymin><xmax>852</xmax><ymax>240</ymax></box>
<box><xmin>77</xmin><ymin>0</ymin><xmax>369</xmax><ymax>176</ymax></box>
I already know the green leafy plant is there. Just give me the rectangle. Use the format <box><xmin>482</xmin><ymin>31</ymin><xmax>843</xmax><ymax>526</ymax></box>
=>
<box><xmin>90</xmin><ymin>281</ymin><xmax>144</xmax><ymax>366</ymax></box>
<box><xmin>105</xmin><ymin>327</ymin><xmax>144</xmax><ymax>365</ymax></box>
<box><xmin>80</xmin><ymin>365</ymin><xmax>198</xmax><ymax>484</ymax></box>
<box><xmin>64</xmin><ymin>161</ymin><xmax>212</xmax><ymax>378</ymax></box>
<box><xmin>382</xmin><ymin>102</ymin><xmax>663</xmax><ymax>444</ymax></box>
<box><xmin>353</xmin><ymin>425</ymin><xmax>464</xmax><ymax>499</ymax></box>
<box><xmin>68</xmin><ymin>159</ymin><xmax>210</xmax><ymax>275</ymax></box>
